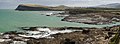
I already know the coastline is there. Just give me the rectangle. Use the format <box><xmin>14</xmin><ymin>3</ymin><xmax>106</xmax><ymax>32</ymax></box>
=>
<box><xmin>1</xmin><ymin>9</ymin><xmax>120</xmax><ymax>32</ymax></box>
<box><xmin>1</xmin><ymin>1</ymin><xmax>120</xmax><ymax>44</ymax></box>
<box><xmin>0</xmin><ymin>8</ymin><xmax>120</xmax><ymax>44</ymax></box>
<box><xmin>0</xmin><ymin>25</ymin><xmax>120</xmax><ymax>44</ymax></box>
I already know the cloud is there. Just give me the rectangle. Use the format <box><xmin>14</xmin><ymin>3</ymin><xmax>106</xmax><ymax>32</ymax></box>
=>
<box><xmin>0</xmin><ymin>0</ymin><xmax>120</xmax><ymax>9</ymax></box>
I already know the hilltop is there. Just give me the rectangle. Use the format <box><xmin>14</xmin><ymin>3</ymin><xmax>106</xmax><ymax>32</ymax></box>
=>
<box><xmin>97</xmin><ymin>3</ymin><xmax>120</xmax><ymax>8</ymax></box>
<box><xmin>15</xmin><ymin>4</ymin><xmax>69</xmax><ymax>11</ymax></box>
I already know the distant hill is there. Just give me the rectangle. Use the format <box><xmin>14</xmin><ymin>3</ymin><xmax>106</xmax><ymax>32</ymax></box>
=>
<box><xmin>97</xmin><ymin>3</ymin><xmax>120</xmax><ymax>8</ymax></box>
<box><xmin>15</xmin><ymin>4</ymin><xmax>69</xmax><ymax>11</ymax></box>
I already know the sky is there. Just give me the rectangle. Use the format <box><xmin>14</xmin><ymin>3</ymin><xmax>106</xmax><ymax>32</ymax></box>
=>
<box><xmin>0</xmin><ymin>0</ymin><xmax>120</xmax><ymax>9</ymax></box>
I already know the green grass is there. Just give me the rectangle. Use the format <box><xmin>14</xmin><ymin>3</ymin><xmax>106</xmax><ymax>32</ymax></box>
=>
<box><xmin>66</xmin><ymin>7</ymin><xmax>120</xmax><ymax>14</ymax></box>
<box><xmin>109</xmin><ymin>28</ymin><xmax>120</xmax><ymax>44</ymax></box>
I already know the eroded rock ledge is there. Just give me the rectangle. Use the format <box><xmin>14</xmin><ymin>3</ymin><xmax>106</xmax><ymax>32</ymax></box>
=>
<box><xmin>0</xmin><ymin>25</ymin><xmax>120</xmax><ymax>44</ymax></box>
<box><xmin>62</xmin><ymin>13</ymin><xmax>120</xmax><ymax>25</ymax></box>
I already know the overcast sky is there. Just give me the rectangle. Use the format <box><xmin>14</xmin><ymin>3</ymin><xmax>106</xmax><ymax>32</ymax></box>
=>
<box><xmin>0</xmin><ymin>0</ymin><xmax>120</xmax><ymax>9</ymax></box>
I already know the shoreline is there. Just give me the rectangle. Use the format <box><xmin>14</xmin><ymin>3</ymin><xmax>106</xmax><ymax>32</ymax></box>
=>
<box><xmin>0</xmin><ymin>25</ymin><xmax>120</xmax><ymax>44</ymax></box>
<box><xmin>61</xmin><ymin>12</ymin><xmax>120</xmax><ymax>25</ymax></box>
<box><xmin>0</xmin><ymin>9</ymin><xmax>120</xmax><ymax>44</ymax></box>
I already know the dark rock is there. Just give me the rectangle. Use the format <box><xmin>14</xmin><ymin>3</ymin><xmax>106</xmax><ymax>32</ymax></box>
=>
<box><xmin>82</xmin><ymin>29</ymin><xmax>90</xmax><ymax>34</ymax></box>
<box><xmin>21</xmin><ymin>27</ymin><xmax>37</xmax><ymax>31</ymax></box>
<box><xmin>62</xmin><ymin>12</ymin><xmax>120</xmax><ymax>25</ymax></box>
<box><xmin>63</xmin><ymin>39</ymin><xmax>75</xmax><ymax>44</ymax></box>
<box><xmin>29</xmin><ymin>27</ymin><xmax>37</xmax><ymax>31</ymax></box>
<box><xmin>1</xmin><ymin>26</ymin><xmax>120</xmax><ymax>44</ymax></box>
<box><xmin>3</xmin><ymin>31</ymin><xmax>17</xmax><ymax>35</ymax></box>
<box><xmin>66</xmin><ymin>27</ymin><xmax>83</xmax><ymax>30</ymax></box>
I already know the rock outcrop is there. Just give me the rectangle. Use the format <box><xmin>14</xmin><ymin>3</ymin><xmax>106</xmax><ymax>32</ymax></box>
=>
<box><xmin>0</xmin><ymin>26</ymin><xmax>120</xmax><ymax>44</ymax></box>
<box><xmin>15</xmin><ymin>4</ymin><xmax>68</xmax><ymax>11</ymax></box>
<box><xmin>62</xmin><ymin>13</ymin><xmax>120</xmax><ymax>25</ymax></box>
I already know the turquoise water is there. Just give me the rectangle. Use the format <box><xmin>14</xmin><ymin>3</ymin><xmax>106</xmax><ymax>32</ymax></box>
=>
<box><xmin>0</xmin><ymin>9</ymin><xmax>120</xmax><ymax>32</ymax></box>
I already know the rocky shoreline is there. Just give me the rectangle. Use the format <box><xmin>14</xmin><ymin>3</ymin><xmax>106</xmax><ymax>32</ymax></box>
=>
<box><xmin>62</xmin><ymin>12</ymin><xmax>120</xmax><ymax>25</ymax></box>
<box><xmin>15</xmin><ymin>4</ymin><xmax>120</xmax><ymax>25</ymax></box>
<box><xmin>0</xmin><ymin>25</ymin><xmax>120</xmax><ymax>44</ymax></box>
<box><xmin>13</xmin><ymin>6</ymin><xmax>120</xmax><ymax>44</ymax></box>
<box><xmin>40</xmin><ymin>8</ymin><xmax>120</xmax><ymax>25</ymax></box>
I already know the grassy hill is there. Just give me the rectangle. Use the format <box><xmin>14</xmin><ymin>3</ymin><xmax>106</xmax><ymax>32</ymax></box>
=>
<box><xmin>15</xmin><ymin>4</ymin><xmax>68</xmax><ymax>11</ymax></box>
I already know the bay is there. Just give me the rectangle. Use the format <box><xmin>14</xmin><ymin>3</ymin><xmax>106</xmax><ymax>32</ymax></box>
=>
<box><xmin>0</xmin><ymin>9</ymin><xmax>120</xmax><ymax>32</ymax></box>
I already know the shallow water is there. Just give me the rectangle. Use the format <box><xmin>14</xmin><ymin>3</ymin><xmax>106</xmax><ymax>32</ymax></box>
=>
<box><xmin>0</xmin><ymin>9</ymin><xmax>120</xmax><ymax>32</ymax></box>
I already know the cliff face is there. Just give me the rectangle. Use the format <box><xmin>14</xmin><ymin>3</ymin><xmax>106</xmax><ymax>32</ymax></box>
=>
<box><xmin>15</xmin><ymin>4</ymin><xmax>67</xmax><ymax>11</ymax></box>
<box><xmin>15</xmin><ymin>4</ymin><xmax>51</xmax><ymax>11</ymax></box>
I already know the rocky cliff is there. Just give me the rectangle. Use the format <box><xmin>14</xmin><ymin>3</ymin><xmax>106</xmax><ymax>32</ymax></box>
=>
<box><xmin>15</xmin><ymin>4</ymin><xmax>68</xmax><ymax>11</ymax></box>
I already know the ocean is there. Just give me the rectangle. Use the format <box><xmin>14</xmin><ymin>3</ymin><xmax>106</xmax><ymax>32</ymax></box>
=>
<box><xmin>0</xmin><ymin>9</ymin><xmax>120</xmax><ymax>32</ymax></box>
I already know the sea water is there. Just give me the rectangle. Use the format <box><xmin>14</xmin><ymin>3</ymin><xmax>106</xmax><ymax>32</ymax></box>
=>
<box><xmin>0</xmin><ymin>9</ymin><xmax>120</xmax><ymax>32</ymax></box>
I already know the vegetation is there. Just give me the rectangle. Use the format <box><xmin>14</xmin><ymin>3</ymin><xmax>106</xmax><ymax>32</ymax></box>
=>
<box><xmin>85</xmin><ymin>7</ymin><xmax>120</xmax><ymax>10</ymax></box>
<box><xmin>65</xmin><ymin>7</ymin><xmax>120</xmax><ymax>14</ymax></box>
<box><xmin>109</xmin><ymin>27</ymin><xmax>120</xmax><ymax>44</ymax></box>
<box><xmin>16</xmin><ymin>4</ymin><xmax>67</xmax><ymax>11</ymax></box>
